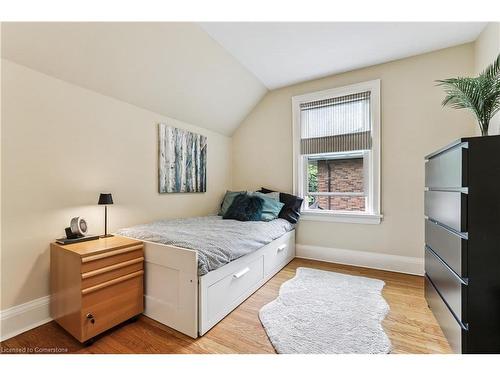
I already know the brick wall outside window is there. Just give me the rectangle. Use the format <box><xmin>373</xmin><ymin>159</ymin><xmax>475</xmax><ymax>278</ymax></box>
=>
<box><xmin>315</xmin><ymin>158</ymin><xmax>365</xmax><ymax>211</ymax></box>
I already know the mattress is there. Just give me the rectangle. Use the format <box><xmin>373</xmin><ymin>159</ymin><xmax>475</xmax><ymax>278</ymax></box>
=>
<box><xmin>116</xmin><ymin>215</ymin><xmax>294</xmax><ymax>275</ymax></box>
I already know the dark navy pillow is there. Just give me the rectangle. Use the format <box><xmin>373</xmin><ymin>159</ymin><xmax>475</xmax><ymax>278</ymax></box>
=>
<box><xmin>223</xmin><ymin>194</ymin><xmax>264</xmax><ymax>221</ymax></box>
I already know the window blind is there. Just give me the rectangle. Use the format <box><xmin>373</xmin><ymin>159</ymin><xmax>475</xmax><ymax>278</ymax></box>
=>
<box><xmin>300</xmin><ymin>91</ymin><xmax>371</xmax><ymax>155</ymax></box>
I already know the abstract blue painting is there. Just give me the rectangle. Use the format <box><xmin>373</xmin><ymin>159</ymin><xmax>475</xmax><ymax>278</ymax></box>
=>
<box><xmin>158</xmin><ymin>123</ymin><xmax>207</xmax><ymax>193</ymax></box>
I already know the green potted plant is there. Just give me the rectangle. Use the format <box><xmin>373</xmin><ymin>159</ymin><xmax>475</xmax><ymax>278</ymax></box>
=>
<box><xmin>437</xmin><ymin>54</ymin><xmax>500</xmax><ymax>136</ymax></box>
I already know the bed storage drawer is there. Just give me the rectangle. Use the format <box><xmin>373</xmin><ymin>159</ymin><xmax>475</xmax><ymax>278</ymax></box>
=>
<box><xmin>264</xmin><ymin>231</ymin><xmax>295</xmax><ymax>275</ymax></box>
<box><xmin>425</xmin><ymin>219</ymin><xmax>467</xmax><ymax>278</ymax></box>
<box><xmin>205</xmin><ymin>255</ymin><xmax>264</xmax><ymax>328</ymax></box>
<box><xmin>425</xmin><ymin>275</ymin><xmax>466</xmax><ymax>353</ymax></box>
<box><xmin>424</xmin><ymin>191</ymin><xmax>467</xmax><ymax>232</ymax></box>
<box><xmin>425</xmin><ymin>246</ymin><xmax>466</xmax><ymax>323</ymax></box>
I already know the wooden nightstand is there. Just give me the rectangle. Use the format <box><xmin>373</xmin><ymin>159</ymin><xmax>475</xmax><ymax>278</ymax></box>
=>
<box><xmin>50</xmin><ymin>236</ymin><xmax>144</xmax><ymax>343</ymax></box>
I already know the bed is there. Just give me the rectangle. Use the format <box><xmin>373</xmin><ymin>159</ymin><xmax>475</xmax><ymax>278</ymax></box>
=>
<box><xmin>116</xmin><ymin>216</ymin><xmax>296</xmax><ymax>337</ymax></box>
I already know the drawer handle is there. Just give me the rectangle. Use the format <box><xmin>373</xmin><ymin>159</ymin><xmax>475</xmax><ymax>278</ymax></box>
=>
<box><xmin>233</xmin><ymin>267</ymin><xmax>250</xmax><ymax>279</ymax></box>
<box><xmin>277</xmin><ymin>244</ymin><xmax>287</xmax><ymax>253</ymax></box>
<box><xmin>82</xmin><ymin>270</ymin><xmax>143</xmax><ymax>295</ymax></box>
<box><xmin>82</xmin><ymin>244</ymin><xmax>143</xmax><ymax>263</ymax></box>
<box><xmin>82</xmin><ymin>257</ymin><xmax>144</xmax><ymax>279</ymax></box>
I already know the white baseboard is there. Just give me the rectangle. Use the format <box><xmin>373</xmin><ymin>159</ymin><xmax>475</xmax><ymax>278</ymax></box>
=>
<box><xmin>296</xmin><ymin>244</ymin><xmax>424</xmax><ymax>276</ymax></box>
<box><xmin>0</xmin><ymin>295</ymin><xmax>52</xmax><ymax>342</ymax></box>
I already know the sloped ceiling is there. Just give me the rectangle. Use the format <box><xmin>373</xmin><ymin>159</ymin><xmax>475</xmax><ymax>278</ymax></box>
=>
<box><xmin>1</xmin><ymin>22</ymin><xmax>267</xmax><ymax>135</ymax></box>
<box><xmin>2</xmin><ymin>22</ymin><xmax>487</xmax><ymax>135</ymax></box>
<box><xmin>201</xmin><ymin>22</ymin><xmax>487</xmax><ymax>89</ymax></box>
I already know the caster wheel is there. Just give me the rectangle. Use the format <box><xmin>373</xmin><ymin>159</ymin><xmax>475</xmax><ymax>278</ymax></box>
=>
<box><xmin>129</xmin><ymin>315</ymin><xmax>140</xmax><ymax>323</ymax></box>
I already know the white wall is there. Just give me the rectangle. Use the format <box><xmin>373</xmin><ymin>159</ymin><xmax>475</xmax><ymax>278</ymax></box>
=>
<box><xmin>0</xmin><ymin>59</ymin><xmax>232</xmax><ymax>314</ymax></box>
<box><xmin>232</xmin><ymin>43</ymin><xmax>476</xmax><ymax>269</ymax></box>
<box><xmin>474</xmin><ymin>23</ymin><xmax>500</xmax><ymax>73</ymax></box>
<box><xmin>474</xmin><ymin>22</ymin><xmax>500</xmax><ymax>134</ymax></box>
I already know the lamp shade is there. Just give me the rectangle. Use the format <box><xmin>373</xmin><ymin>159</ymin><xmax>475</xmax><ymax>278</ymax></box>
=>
<box><xmin>98</xmin><ymin>193</ymin><xmax>113</xmax><ymax>205</ymax></box>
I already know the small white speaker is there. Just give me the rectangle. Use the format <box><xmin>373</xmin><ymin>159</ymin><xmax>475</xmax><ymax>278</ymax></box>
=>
<box><xmin>70</xmin><ymin>217</ymin><xmax>88</xmax><ymax>237</ymax></box>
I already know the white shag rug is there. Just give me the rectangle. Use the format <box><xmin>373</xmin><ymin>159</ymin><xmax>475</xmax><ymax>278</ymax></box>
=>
<box><xmin>259</xmin><ymin>267</ymin><xmax>392</xmax><ymax>354</ymax></box>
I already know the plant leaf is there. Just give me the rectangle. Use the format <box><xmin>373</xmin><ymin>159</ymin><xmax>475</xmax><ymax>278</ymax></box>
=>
<box><xmin>436</xmin><ymin>54</ymin><xmax>500</xmax><ymax>133</ymax></box>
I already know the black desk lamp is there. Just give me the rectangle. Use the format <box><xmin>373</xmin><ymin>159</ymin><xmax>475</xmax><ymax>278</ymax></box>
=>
<box><xmin>98</xmin><ymin>193</ymin><xmax>113</xmax><ymax>238</ymax></box>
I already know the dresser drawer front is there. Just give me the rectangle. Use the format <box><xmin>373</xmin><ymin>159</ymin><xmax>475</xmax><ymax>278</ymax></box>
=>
<box><xmin>81</xmin><ymin>245</ymin><xmax>143</xmax><ymax>273</ymax></box>
<box><xmin>425</xmin><ymin>145</ymin><xmax>467</xmax><ymax>189</ymax></box>
<box><xmin>81</xmin><ymin>257</ymin><xmax>144</xmax><ymax>289</ymax></box>
<box><xmin>424</xmin><ymin>191</ymin><xmax>467</xmax><ymax>232</ymax></box>
<box><xmin>81</xmin><ymin>273</ymin><xmax>143</xmax><ymax>341</ymax></box>
<box><xmin>425</xmin><ymin>246</ymin><xmax>465</xmax><ymax>323</ymax></box>
<box><xmin>425</xmin><ymin>219</ymin><xmax>467</xmax><ymax>278</ymax></box>
<box><xmin>425</xmin><ymin>276</ymin><xmax>465</xmax><ymax>354</ymax></box>
<box><xmin>206</xmin><ymin>255</ymin><xmax>264</xmax><ymax>326</ymax></box>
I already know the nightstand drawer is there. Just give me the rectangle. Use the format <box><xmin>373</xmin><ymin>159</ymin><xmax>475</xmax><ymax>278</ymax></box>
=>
<box><xmin>81</xmin><ymin>257</ymin><xmax>144</xmax><ymax>289</ymax></box>
<box><xmin>81</xmin><ymin>272</ymin><xmax>143</xmax><ymax>341</ymax></box>
<box><xmin>81</xmin><ymin>245</ymin><xmax>143</xmax><ymax>273</ymax></box>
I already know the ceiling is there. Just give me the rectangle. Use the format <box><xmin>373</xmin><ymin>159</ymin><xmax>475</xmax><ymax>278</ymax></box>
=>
<box><xmin>1</xmin><ymin>22</ymin><xmax>487</xmax><ymax>135</ymax></box>
<box><xmin>1</xmin><ymin>22</ymin><xmax>267</xmax><ymax>136</ymax></box>
<box><xmin>200</xmin><ymin>22</ymin><xmax>487</xmax><ymax>89</ymax></box>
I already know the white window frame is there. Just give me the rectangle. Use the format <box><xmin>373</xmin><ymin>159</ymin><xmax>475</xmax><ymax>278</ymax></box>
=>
<box><xmin>292</xmin><ymin>79</ymin><xmax>382</xmax><ymax>224</ymax></box>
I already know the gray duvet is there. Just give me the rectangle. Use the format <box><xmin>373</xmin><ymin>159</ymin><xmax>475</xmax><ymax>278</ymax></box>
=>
<box><xmin>116</xmin><ymin>216</ymin><xmax>294</xmax><ymax>276</ymax></box>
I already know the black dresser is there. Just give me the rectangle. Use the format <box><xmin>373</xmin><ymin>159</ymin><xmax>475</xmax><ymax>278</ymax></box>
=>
<box><xmin>424</xmin><ymin>135</ymin><xmax>500</xmax><ymax>354</ymax></box>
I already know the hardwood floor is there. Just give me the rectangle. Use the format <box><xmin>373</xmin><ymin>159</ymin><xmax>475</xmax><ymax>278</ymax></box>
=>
<box><xmin>0</xmin><ymin>258</ymin><xmax>452</xmax><ymax>354</ymax></box>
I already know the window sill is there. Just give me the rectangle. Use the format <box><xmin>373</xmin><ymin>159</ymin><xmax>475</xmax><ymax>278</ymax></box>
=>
<box><xmin>300</xmin><ymin>210</ymin><xmax>383</xmax><ymax>224</ymax></box>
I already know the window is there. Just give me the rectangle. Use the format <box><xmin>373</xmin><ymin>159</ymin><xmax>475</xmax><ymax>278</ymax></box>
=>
<box><xmin>292</xmin><ymin>80</ymin><xmax>381</xmax><ymax>224</ymax></box>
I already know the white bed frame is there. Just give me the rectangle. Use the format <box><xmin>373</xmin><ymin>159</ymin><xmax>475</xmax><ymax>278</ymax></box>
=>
<box><xmin>132</xmin><ymin>230</ymin><xmax>295</xmax><ymax>338</ymax></box>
